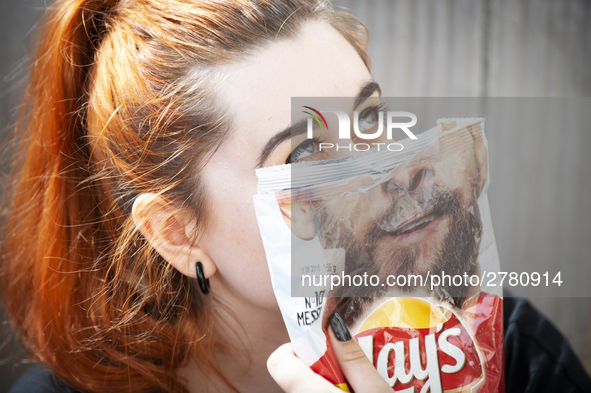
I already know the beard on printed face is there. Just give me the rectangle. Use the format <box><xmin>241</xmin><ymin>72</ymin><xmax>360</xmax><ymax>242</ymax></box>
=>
<box><xmin>319</xmin><ymin>175</ymin><xmax>483</xmax><ymax>326</ymax></box>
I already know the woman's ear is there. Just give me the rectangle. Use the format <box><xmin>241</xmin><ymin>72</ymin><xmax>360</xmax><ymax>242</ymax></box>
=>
<box><xmin>132</xmin><ymin>193</ymin><xmax>216</xmax><ymax>280</ymax></box>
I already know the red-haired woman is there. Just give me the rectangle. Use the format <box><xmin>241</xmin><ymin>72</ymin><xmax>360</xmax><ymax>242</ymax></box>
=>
<box><xmin>2</xmin><ymin>1</ymin><xmax>590</xmax><ymax>393</ymax></box>
<box><xmin>0</xmin><ymin>1</ymin><xmax>393</xmax><ymax>391</ymax></box>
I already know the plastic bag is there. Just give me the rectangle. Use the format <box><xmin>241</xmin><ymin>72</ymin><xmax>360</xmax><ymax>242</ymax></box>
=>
<box><xmin>254</xmin><ymin>118</ymin><xmax>504</xmax><ymax>392</ymax></box>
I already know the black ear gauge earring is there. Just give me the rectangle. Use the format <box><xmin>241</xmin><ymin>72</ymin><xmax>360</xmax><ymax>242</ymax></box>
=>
<box><xmin>195</xmin><ymin>262</ymin><xmax>210</xmax><ymax>295</ymax></box>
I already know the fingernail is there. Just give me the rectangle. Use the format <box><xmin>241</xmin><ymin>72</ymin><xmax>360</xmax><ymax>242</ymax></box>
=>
<box><xmin>330</xmin><ymin>312</ymin><xmax>352</xmax><ymax>342</ymax></box>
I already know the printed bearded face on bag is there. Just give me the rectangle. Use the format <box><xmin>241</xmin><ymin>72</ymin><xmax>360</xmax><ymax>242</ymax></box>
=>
<box><xmin>319</xmin><ymin>122</ymin><xmax>490</xmax><ymax>325</ymax></box>
<box><xmin>254</xmin><ymin>118</ymin><xmax>504</xmax><ymax>392</ymax></box>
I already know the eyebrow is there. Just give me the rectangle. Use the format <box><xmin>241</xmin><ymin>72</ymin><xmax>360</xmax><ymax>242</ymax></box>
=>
<box><xmin>355</xmin><ymin>81</ymin><xmax>382</xmax><ymax>108</ymax></box>
<box><xmin>256</xmin><ymin>80</ymin><xmax>382</xmax><ymax>168</ymax></box>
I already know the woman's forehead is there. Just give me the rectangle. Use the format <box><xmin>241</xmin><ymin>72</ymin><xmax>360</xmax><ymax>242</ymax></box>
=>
<box><xmin>216</xmin><ymin>20</ymin><xmax>371</xmax><ymax>146</ymax></box>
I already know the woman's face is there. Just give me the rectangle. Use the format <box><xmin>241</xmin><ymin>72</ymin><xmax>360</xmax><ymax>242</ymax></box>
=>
<box><xmin>199</xmin><ymin>20</ymin><xmax>376</xmax><ymax>310</ymax></box>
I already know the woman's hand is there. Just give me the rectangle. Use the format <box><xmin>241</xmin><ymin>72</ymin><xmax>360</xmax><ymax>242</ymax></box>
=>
<box><xmin>267</xmin><ymin>312</ymin><xmax>392</xmax><ymax>393</ymax></box>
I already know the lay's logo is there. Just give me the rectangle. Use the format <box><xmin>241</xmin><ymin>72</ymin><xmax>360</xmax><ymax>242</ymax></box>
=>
<box><xmin>355</xmin><ymin>298</ymin><xmax>484</xmax><ymax>393</ymax></box>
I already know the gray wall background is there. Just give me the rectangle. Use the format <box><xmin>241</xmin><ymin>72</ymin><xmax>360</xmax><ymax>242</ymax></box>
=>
<box><xmin>1</xmin><ymin>0</ymin><xmax>590</xmax><ymax>390</ymax></box>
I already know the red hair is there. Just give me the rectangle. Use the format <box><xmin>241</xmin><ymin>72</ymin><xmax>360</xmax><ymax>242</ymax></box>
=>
<box><xmin>0</xmin><ymin>0</ymin><xmax>369</xmax><ymax>391</ymax></box>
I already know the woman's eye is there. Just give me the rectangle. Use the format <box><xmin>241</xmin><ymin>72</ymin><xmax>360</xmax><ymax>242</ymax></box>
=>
<box><xmin>286</xmin><ymin>139</ymin><xmax>321</xmax><ymax>164</ymax></box>
<box><xmin>357</xmin><ymin>106</ymin><xmax>379</xmax><ymax>133</ymax></box>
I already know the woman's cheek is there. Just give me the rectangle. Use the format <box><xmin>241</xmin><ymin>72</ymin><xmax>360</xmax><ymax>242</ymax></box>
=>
<box><xmin>202</xmin><ymin>170</ymin><xmax>278</xmax><ymax>308</ymax></box>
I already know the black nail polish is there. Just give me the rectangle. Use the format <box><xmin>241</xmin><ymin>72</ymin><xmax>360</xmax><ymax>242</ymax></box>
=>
<box><xmin>330</xmin><ymin>312</ymin><xmax>352</xmax><ymax>342</ymax></box>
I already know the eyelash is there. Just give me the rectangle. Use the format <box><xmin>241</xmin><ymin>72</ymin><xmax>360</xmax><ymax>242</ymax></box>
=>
<box><xmin>285</xmin><ymin>137</ymin><xmax>325</xmax><ymax>164</ymax></box>
<box><xmin>358</xmin><ymin>103</ymin><xmax>388</xmax><ymax>128</ymax></box>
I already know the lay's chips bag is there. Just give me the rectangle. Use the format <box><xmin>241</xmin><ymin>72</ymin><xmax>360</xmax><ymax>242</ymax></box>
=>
<box><xmin>254</xmin><ymin>117</ymin><xmax>504</xmax><ymax>392</ymax></box>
